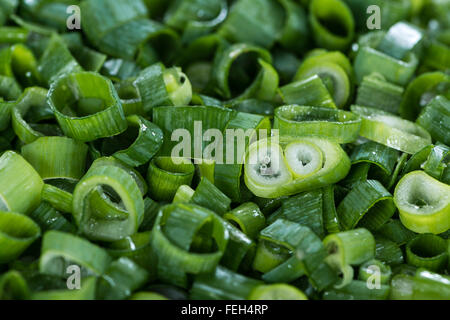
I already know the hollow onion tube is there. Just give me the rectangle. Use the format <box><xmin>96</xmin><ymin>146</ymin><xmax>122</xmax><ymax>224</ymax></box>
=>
<box><xmin>308</xmin><ymin>0</ymin><xmax>355</xmax><ymax>51</ymax></box>
<box><xmin>39</xmin><ymin>230</ymin><xmax>112</xmax><ymax>277</ymax></box>
<box><xmin>337</xmin><ymin>180</ymin><xmax>396</xmax><ymax>231</ymax></box>
<box><xmin>406</xmin><ymin>234</ymin><xmax>448</xmax><ymax>272</ymax></box>
<box><xmin>394</xmin><ymin>171</ymin><xmax>449</xmax><ymax>235</ymax></box>
<box><xmin>218</xmin><ymin>0</ymin><xmax>284</xmax><ymax>49</ymax></box>
<box><xmin>11</xmin><ymin>87</ymin><xmax>57</xmax><ymax>144</ymax></box>
<box><xmin>47</xmin><ymin>71</ymin><xmax>127</xmax><ymax>142</ymax></box>
<box><xmin>351</xmin><ymin>105</ymin><xmax>432</xmax><ymax>154</ymax></box>
<box><xmin>279</xmin><ymin>75</ymin><xmax>336</xmax><ymax>109</ymax></box>
<box><xmin>81</xmin><ymin>0</ymin><xmax>179</xmax><ymax>62</ymax></box>
<box><xmin>416</xmin><ymin>96</ymin><xmax>450</xmax><ymax>145</ymax></box>
<box><xmin>211</xmin><ymin>43</ymin><xmax>279</xmax><ymax>101</ymax></box>
<box><xmin>244</xmin><ymin>137</ymin><xmax>351</xmax><ymax>198</ymax></box>
<box><xmin>150</xmin><ymin>203</ymin><xmax>229</xmax><ymax>288</ymax></box>
<box><xmin>274</xmin><ymin>105</ymin><xmax>361</xmax><ymax>144</ymax></box>
<box><xmin>101</xmin><ymin>115</ymin><xmax>163</xmax><ymax>167</ymax></box>
<box><xmin>294</xmin><ymin>52</ymin><xmax>353</xmax><ymax>108</ymax></box>
<box><xmin>147</xmin><ymin>157</ymin><xmax>195</xmax><ymax>202</ymax></box>
<box><xmin>0</xmin><ymin>211</ymin><xmax>40</xmax><ymax>264</ymax></box>
<box><xmin>323</xmin><ymin>229</ymin><xmax>375</xmax><ymax>288</ymax></box>
<box><xmin>0</xmin><ymin>151</ymin><xmax>43</xmax><ymax>214</ymax></box>
<box><xmin>356</xmin><ymin>74</ymin><xmax>404</xmax><ymax>114</ymax></box>
<box><xmin>133</xmin><ymin>63</ymin><xmax>192</xmax><ymax>113</ymax></box>
<box><xmin>248</xmin><ymin>284</ymin><xmax>308</xmax><ymax>300</ymax></box>
<box><xmin>22</xmin><ymin>136</ymin><xmax>88</xmax><ymax>181</ymax></box>
<box><xmin>38</xmin><ymin>33</ymin><xmax>83</xmax><ymax>85</ymax></box>
<box><xmin>422</xmin><ymin>144</ymin><xmax>449</xmax><ymax>181</ymax></box>
<box><xmin>223</xmin><ymin>202</ymin><xmax>265</xmax><ymax>240</ymax></box>
<box><xmin>72</xmin><ymin>157</ymin><xmax>145</xmax><ymax>241</ymax></box>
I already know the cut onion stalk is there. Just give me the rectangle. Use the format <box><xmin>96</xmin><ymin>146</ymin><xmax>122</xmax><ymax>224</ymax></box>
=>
<box><xmin>284</xmin><ymin>141</ymin><xmax>323</xmax><ymax>179</ymax></box>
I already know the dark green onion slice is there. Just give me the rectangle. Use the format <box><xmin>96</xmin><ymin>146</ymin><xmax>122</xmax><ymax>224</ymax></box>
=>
<box><xmin>218</xmin><ymin>0</ymin><xmax>284</xmax><ymax>49</ymax></box>
<box><xmin>133</xmin><ymin>63</ymin><xmax>192</xmax><ymax>112</ymax></box>
<box><xmin>191</xmin><ymin>177</ymin><xmax>231</xmax><ymax>216</ymax></box>
<box><xmin>11</xmin><ymin>87</ymin><xmax>57</xmax><ymax>144</ymax></box>
<box><xmin>22</xmin><ymin>136</ymin><xmax>88</xmax><ymax>181</ymax></box>
<box><xmin>38</xmin><ymin>33</ymin><xmax>82</xmax><ymax>85</ymax></box>
<box><xmin>279</xmin><ymin>189</ymin><xmax>325</xmax><ymax>238</ymax></box>
<box><xmin>211</xmin><ymin>43</ymin><xmax>278</xmax><ymax>101</ymax></box>
<box><xmin>308</xmin><ymin>0</ymin><xmax>355</xmax><ymax>51</ymax></box>
<box><xmin>0</xmin><ymin>151</ymin><xmax>43</xmax><ymax>214</ymax></box>
<box><xmin>214</xmin><ymin>111</ymin><xmax>270</xmax><ymax>202</ymax></box>
<box><xmin>322</xmin><ymin>185</ymin><xmax>341</xmax><ymax>234</ymax></box>
<box><xmin>223</xmin><ymin>202</ymin><xmax>265</xmax><ymax>240</ymax></box>
<box><xmin>279</xmin><ymin>75</ymin><xmax>336</xmax><ymax>109</ymax></box>
<box><xmin>399</xmin><ymin>72</ymin><xmax>450</xmax><ymax>121</ymax></box>
<box><xmin>337</xmin><ymin>180</ymin><xmax>396</xmax><ymax>231</ymax></box>
<box><xmin>29</xmin><ymin>201</ymin><xmax>75</xmax><ymax>233</ymax></box>
<box><xmin>375</xmin><ymin>219</ymin><xmax>416</xmax><ymax>246</ymax></box>
<box><xmin>394</xmin><ymin>171</ymin><xmax>449</xmax><ymax>235</ymax></box>
<box><xmin>375</xmin><ymin>236</ymin><xmax>404</xmax><ymax>266</ymax></box>
<box><xmin>147</xmin><ymin>157</ymin><xmax>195</xmax><ymax>202</ymax></box>
<box><xmin>422</xmin><ymin>144</ymin><xmax>450</xmax><ymax>181</ymax></box>
<box><xmin>101</xmin><ymin>115</ymin><xmax>163</xmax><ymax>167</ymax></box>
<box><xmin>416</xmin><ymin>95</ymin><xmax>450</xmax><ymax>145</ymax></box>
<box><xmin>278</xmin><ymin>0</ymin><xmax>309</xmax><ymax>53</ymax></box>
<box><xmin>47</xmin><ymin>71</ymin><xmax>127</xmax><ymax>142</ymax></box>
<box><xmin>0</xmin><ymin>211</ymin><xmax>40</xmax><ymax>263</ymax></box>
<box><xmin>423</xmin><ymin>40</ymin><xmax>450</xmax><ymax>72</ymax></box>
<box><xmin>0</xmin><ymin>270</ymin><xmax>29</xmax><ymax>300</ymax></box>
<box><xmin>356</xmin><ymin>74</ymin><xmax>404</xmax><ymax>114</ymax></box>
<box><xmin>354</xmin><ymin>47</ymin><xmax>418</xmax><ymax>86</ymax></box>
<box><xmin>351</xmin><ymin>105</ymin><xmax>432</xmax><ymax>154</ymax></box>
<box><xmin>39</xmin><ymin>230</ymin><xmax>112</xmax><ymax>277</ymax></box>
<box><xmin>41</xmin><ymin>184</ymin><xmax>73</xmax><ymax>214</ymax></box>
<box><xmin>406</xmin><ymin>234</ymin><xmax>448</xmax><ymax>272</ymax></box>
<box><xmin>220</xmin><ymin>220</ymin><xmax>255</xmax><ymax>272</ymax></box>
<box><xmin>350</xmin><ymin>141</ymin><xmax>400</xmax><ymax>177</ymax></box>
<box><xmin>81</xmin><ymin>0</ymin><xmax>179</xmax><ymax>62</ymax></box>
<box><xmin>150</xmin><ymin>203</ymin><xmax>229</xmax><ymax>288</ymax></box>
<box><xmin>274</xmin><ymin>105</ymin><xmax>361</xmax><ymax>144</ymax></box>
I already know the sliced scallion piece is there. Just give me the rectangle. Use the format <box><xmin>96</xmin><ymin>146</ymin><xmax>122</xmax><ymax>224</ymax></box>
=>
<box><xmin>394</xmin><ymin>171</ymin><xmax>450</xmax><ymax>235</ymax></box>
<box><xmin>351</xmin><ymin>105</ymin><xmax>432</xmax><ymax>154</ymax></box>
<box><xmin>406</xmin><ymin>234</ymin><xmax>448</xmax><ymax>272</ymax></box>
